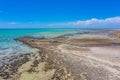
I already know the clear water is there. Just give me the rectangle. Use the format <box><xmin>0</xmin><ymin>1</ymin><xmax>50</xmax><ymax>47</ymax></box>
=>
<box><xmin>0</xmin><ymin>29</ymin><xmax>77</xmax><ymax>57</ymax></box>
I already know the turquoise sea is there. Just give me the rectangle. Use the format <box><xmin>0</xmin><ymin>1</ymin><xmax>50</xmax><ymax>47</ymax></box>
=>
<box><xmin>0</xmin><ymin>29</ymin><xmax>77</xmax><ymax>57</ymax></box>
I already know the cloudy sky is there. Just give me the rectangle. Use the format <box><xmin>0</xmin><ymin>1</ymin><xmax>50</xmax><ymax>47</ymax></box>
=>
<box><xmin>0</xmin><ymin>0</ymin><xmax>120</xmax><ymax>28</ymax></box>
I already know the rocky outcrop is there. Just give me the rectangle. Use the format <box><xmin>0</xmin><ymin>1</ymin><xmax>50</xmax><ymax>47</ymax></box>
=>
<box><xmin>0</xmin><ymin>53</ymin><xmax>30</xmax><ymax>79</ymax></box>
<box><xmin>112</xmin><ymin>31</ymin><xmax>120</xmax><ymax>41</ymax></box>
<box><xmin>14</xmin><ymin>36</ymin><xmax>120</xmax><ymax>80</ymax></box>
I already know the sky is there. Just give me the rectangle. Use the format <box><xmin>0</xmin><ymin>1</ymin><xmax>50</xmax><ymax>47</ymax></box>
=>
<box><xmin>0</xmin><ymin>0</ymin><xmax>120</xmax><ymax>28</ymax></box>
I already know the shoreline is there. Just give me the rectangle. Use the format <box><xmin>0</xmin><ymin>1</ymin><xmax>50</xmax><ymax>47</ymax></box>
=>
<box><xmin>0</xmin><ymin>30</ymin><xmax>120</xmax><ymax>80</ymax></box>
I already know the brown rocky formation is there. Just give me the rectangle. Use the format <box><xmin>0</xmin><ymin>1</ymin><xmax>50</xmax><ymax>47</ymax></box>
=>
<box><xmin>13</xmin><ymin>36</ymin><xmax>120</xmax><ymax>80</ymax></box>
<box><xmin>111</xmin><ymin>31</ymin><xmax>120</xmax><ymax>41</ymax></box>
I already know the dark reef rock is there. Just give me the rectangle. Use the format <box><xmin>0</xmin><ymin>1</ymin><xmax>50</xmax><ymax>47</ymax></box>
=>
<box><xmin>0</xmin><ymin>53</ymin><xmax>30</xmax><ymax>79</ymax></box>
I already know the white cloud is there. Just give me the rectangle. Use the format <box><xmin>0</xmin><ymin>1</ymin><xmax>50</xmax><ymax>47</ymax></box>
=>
<box><xmin>48</xmin><ymin>16</ymin><xmax>120</xmax><ymax>28</ymax></box>
<box><xmin>1</xmin><ymin>17</ymin><xmax>120</xmax><ymax>28</ymax></box>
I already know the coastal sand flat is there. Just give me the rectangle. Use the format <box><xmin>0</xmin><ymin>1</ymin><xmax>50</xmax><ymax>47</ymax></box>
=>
<box><xmin>1</xmin><ymin>31</ymin><xmax>120</xmax><ymax>80</ymax></box>
<box><xmin>90</xmin><ymin>46</ymin><xmax>120</xmax><ymax>64</ymax></box>
<box><xmin>8</xmin><ymin>31</ymin><xmax>120</xmax><ymax>80</ymax></box>
<box><xmin>56</xmin><ymin>44</ymin><xmax>120</xmax><ymax>80</ymax></box>
<box><xmin>18</xmin><ymin>61</ymin><xmax>55</xmax><ymax>80</ymax></box>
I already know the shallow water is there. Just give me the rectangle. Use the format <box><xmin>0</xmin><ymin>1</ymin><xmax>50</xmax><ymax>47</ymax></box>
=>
<box><xmin>0</xmin><ymin>29</ymin><xmax>77</xmax><ymax>57</ymax></box>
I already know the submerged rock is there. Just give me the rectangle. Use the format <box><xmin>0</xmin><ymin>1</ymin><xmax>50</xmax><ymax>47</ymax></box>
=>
<box><xmin>0</xmin><ymin>53</ymin><xmax>30</xmax><ymax>79</ymax></box>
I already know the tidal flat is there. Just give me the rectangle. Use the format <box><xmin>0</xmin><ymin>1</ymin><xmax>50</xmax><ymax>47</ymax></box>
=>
<box><xmin>0</xmin><ymin>30</ymin><xmax>120</xmax><ymax>80</ymax></box>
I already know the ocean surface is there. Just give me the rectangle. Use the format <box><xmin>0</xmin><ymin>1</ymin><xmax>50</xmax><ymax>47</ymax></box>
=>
<box><xmin>0</xmin><ymin>29</ymin><xmax>77</xmax><ymax>57</ymax></box>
